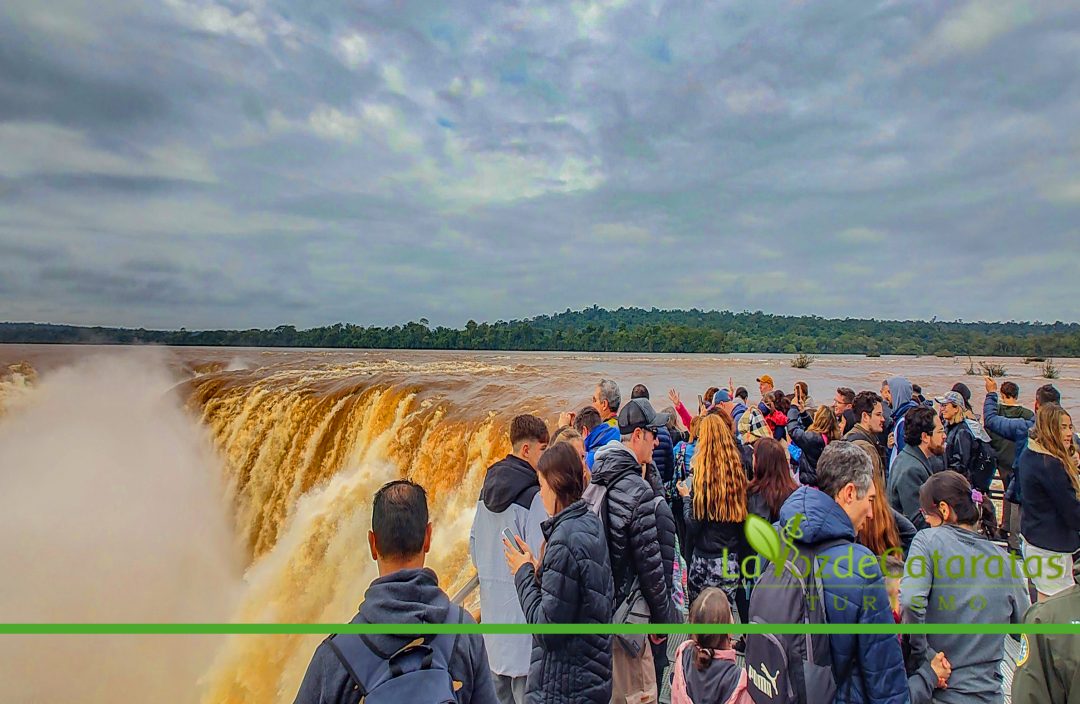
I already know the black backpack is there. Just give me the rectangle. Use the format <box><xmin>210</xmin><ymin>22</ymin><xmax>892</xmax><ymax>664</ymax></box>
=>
<box><xmin>583</xmin><ymin>465</ymin><xmax>665</xmax><ymax>657</ymax></box>
<box><xmin>963</xmin><ymin>422</ymin><xmax>999</xmax><ymax>493</ymax></box>
<box><xmin>325</xmin><ymin>604</ymin><xmax>465</xmax><ymax>704</ymax></box>
<box><xmin>744</xmin><ymin>540</ymin><xmax>846</xmax><ymax>704</ymax></box>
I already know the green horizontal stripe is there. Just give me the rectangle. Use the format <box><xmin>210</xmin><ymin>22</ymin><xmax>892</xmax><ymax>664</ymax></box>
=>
<box><xmin>0</xmin><ymin>623</ymin><xmax>1077</xmax><ymax>635</ymax></box>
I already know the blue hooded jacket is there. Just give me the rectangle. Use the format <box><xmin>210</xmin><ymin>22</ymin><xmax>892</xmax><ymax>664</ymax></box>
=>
<box><xmin>886</xmin><ymin>377</ymin><xmax>916</xmax><ymax>473</ymax></box>
<box><xmin>983</xmin><ymin>392</ymin><xmax>1036</xmax><ymax>503</ymax></box>
<box><xmin>584</xmin><ymin>418</ymin><xmax>621</xmax><ymax>469</ymax></box>
<box><xmin>777</xmin><ymin>487</ymin><xmax>908</xmax><ymax>704</ymax></box>
<box><xmin>653</xmin><ymin>425</ymin><xmax>676</xmax><ymax>483</ymax></box>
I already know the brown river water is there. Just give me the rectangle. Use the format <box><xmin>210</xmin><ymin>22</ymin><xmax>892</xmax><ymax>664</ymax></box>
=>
<box><xmin>1</xmin><ymin>344</ymin><xmax>1076</xmax><ymax>702</ymax></box>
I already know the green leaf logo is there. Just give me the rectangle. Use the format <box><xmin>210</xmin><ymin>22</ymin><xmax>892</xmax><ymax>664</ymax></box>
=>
<box><xmin>744</xmin><ymin>513</ymin><xmax>784</xmax><ymax>566</ymax></box>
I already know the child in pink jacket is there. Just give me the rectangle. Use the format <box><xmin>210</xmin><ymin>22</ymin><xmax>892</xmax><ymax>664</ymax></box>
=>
<box><xmin>670</xmin><ymin>588</ymin><xmax>752</xmax><ymax>704</ymax></box>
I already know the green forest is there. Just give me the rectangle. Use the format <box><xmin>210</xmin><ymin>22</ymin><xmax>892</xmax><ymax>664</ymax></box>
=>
<box><xmin>3</xmin><ymin>307</ymin><xmax>1080</xmax><ymax>357</ymax></box>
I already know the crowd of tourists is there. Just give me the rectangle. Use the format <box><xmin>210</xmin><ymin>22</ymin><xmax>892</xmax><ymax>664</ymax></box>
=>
<box><xmin>294</xmin><ymin>373</ymin><xmax>1080</xmax><ymax>704</ymax></box>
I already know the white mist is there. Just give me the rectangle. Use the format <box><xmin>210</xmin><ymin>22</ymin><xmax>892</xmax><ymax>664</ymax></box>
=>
<box><xmin>0</xmin><ymin>349</ymin><xmax>244</xmax><ymax>703</ymax></box>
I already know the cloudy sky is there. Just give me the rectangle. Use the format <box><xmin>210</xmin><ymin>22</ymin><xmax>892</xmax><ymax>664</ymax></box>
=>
<box><xmin>2</xmin><ymin>0</ymin><xmax>1079</xmax><ymax>329</ymax></box>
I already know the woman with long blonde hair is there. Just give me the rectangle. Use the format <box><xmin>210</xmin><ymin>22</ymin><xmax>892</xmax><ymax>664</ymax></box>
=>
<box><xmin>676</xmin><ymin>414</ymin><xmax>752</xmax><ymax>621</ymax></box>
<box><xmin>1018</xmin><ymin>403</ymin><xmax>1080</xmax><ymax>600</ymax></box>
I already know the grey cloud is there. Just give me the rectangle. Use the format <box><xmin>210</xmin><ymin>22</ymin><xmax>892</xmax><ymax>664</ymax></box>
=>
<box><xmin>0</xmin><ymin>239</ymin><xmax>63</xmax><ymax>264</ymax></box>
<box><xmin>0</xmin><ymin>34</ymin><xmax>171</xmax><ymax>131</ymax></box>
<box><xmin>1</xmin><ymin>0</ymin><xmax>1079</xmax><ymax>328</ymax></box>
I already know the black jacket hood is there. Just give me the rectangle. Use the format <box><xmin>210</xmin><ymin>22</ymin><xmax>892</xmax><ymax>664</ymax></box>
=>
<box><xmin>479</xmin><ymin>454</ymin><xmax>539</xmax><ymax>513</ymax></box>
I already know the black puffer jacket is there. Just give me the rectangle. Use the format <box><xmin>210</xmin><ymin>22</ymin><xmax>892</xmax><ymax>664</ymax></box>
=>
<box><xmin>945</xmin><ymin>419</ymin><xmax>977</xmax><ymax>479</ymax></box>
<box><xmin>787</xmin><ymin>408</ymin><xmax>828</xmax><ymax>486</ymax></box>
<box><xmin>514</xmin><ymin>501</ymin><xmax>614</xmax><ymax>704</ymax></box>
<box><xmin>653</xmin><ymin>425</ymin><xmax>676</xmax><ymax>483</ymax></box>
<box><xmin>590</xmin><ymin>442</ymin><xmax>679</xmax><ymax>624</ymax></box>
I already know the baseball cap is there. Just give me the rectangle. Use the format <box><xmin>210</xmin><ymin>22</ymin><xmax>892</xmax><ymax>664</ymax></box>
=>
<box><xmin>712</xmin><ymin>389</ymin><xmax>732</xmax><ymax>405</ymax></box>
<box><xmin>617</xmin><ymin>398</ymin><xmax>669</xmax><ymax>435</ymax></box>
<box><xmin>757</xmin><ymin>374</ymin><xmax>775</xmax><ymax>386</ymax></box>
<box><xmin>935</xmin><ymin>391</ymin><xmax>966</xmax><ymax>408</ymax></box>
<box><xmin>951</xmin><ymin>382</ymin><xmax>973</xmax><ymax>409</ymax></box>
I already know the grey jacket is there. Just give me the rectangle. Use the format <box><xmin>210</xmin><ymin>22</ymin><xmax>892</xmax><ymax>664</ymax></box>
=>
<box><xmin>888</xmin><ymin>445</ymin><xmax>935</xmax><ymax>530</ymax></box>
<box><xmin>470</xmin><ymin>455</ymin><xmax>550</xmax><ymax>677</ymax></box>
<box><xmin>900</xmin><ymin>525</ymin><xmax>1030</xmax><ymax>704</ymax></box>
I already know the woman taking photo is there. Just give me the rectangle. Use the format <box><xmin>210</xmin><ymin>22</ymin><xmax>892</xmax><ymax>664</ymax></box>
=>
<box><xmin>786</xmin><ymin>404</ymin><xmax>842</xmax><ymax>486</ymax></box>
<box><xmin>1017</xmin><ymin>403</ymin><xmax>1080</xmax><ymax>600</ymax></box>
<box><xmin>504</xmin><ymin>442</ymin><xmax>615</xmax><ymax>704</ymax></box>
<box><xmin>901</xmin><ymin>470</ymin><xmax>1029</xmax><ymax>703</ymax></box>
<box><xmin>676</xmin><ymin>414</ymin><xmax>752</xmax><ymax>621</ymax></box>
<box><xmin>746</xmin><ymin>437</ymin><xmax>798</xmax><ymax>523</ymax></box>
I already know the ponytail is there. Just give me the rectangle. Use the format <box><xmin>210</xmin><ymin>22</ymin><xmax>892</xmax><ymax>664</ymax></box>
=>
<box><xmin>920</xmin><ymin>471</ymin><xmax>998</xmax><ymax>538</ymax></box>
<box><xmin>687</xmin><ymin>588</ymin><xmax>733</xmax><ymax>671</ymax></box>
<box><xmin>694</xmin><ymin>643</ymin><xmax>714</xmax><ymax>672</ymax></box>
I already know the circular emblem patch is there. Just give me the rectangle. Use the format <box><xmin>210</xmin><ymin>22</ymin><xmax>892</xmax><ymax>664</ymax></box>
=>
<box><xmin>1017</xmin><ymin>634</ymin><xmax>1030</xmax><ymax>668</ymax></box>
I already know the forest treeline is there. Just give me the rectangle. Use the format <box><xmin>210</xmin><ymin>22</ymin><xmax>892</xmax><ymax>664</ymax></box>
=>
<box><xmin>3</xmin><ymin>307</ymin><xmax>1080</xmax><ymax>357</ymax></box>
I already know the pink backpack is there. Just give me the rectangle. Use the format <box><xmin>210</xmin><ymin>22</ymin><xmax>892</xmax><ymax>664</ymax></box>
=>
<box><xmin>670</xmin><ymin>639</ymin><xmax>753</xmax><ymax>704</ymax></box>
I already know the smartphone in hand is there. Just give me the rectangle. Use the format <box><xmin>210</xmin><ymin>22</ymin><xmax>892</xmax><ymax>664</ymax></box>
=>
<box><xmin>503</xmin><ymin>528</ymin><xmax>524</xmax><ymax>553</ymax></box>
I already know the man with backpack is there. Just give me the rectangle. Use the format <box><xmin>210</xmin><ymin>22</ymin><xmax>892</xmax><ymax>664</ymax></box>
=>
<box><xmin>470</xmin><ymin>415</ymin><xmax>550</xmax><ymax>704</ymax></box>
<box><xmin>589</xmin><ymin>397</ymin><xmax>680</xmax><ymax>703</ymax></box>
<box><xmin>294</xmin><ymin>480</ymin><xmax>497</xmax><ymax>704</ymax></box>
<box><xmin>745</xmin><ymin>442</ymin><xmax>907</xmax><ymax>704</ymax></box>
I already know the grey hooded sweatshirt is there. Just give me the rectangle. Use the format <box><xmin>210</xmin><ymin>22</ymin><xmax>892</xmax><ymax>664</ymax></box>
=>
<box><xmin>469</xmin><ymin>454</ymin><xmax>549</xmax><ymax>677</ymax></box>
<box><xmin>886</xmin><ymin>376</ymin><xmax>917</xmax><ymax>471</ymax></box>
<box><xmin>900</xmin><ymin>524</ymin><xmax>1030</xmax><ymax>703</ymax></box>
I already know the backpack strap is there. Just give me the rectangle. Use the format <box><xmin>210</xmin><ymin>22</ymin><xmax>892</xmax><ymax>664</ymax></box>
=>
<box><xmin>598</xmin><ymin>465</ymin><xmax>644</xmax><ymax>529</ymax></box>
<box><xmin>802</xmin><ymin>539</ymin><xmax>862</xmax><ymax>686</ymax></box>
<box><xmin>326</xmin><ymin>633</ymin><xmax>379</xmax><ymax>701</ymax></box>
<box><xmin>426</xmin><ymin>601</ymin><xmax>466</xmax><ymax>674</ymax></box>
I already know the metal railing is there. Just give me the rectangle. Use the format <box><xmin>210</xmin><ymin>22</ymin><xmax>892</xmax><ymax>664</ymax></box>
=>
<box><xmin>451</xmin><ymin>573</ymin><xmax>480</xmax><ymax>607</ymax></box>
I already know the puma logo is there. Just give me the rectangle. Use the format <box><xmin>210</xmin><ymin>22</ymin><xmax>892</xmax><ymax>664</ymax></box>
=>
<box><xmin>749</xmin><ymin>663</ymin><xmax>781</xmax><ymax>699</ymax></box>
